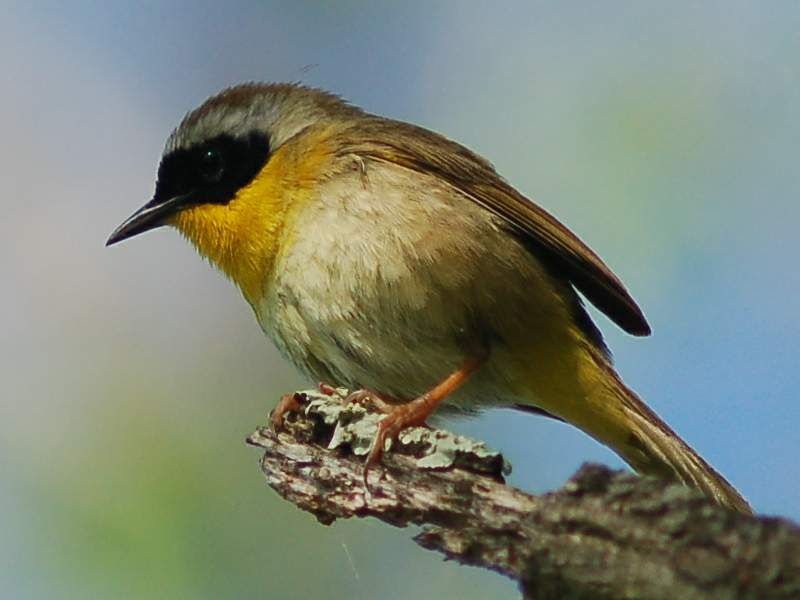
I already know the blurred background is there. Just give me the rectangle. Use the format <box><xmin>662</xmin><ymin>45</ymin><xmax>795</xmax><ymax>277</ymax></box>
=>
<box><xmin>2</xmin><ymin>2</ymin><xmax>798</xmax><ymax>598</ymax></box>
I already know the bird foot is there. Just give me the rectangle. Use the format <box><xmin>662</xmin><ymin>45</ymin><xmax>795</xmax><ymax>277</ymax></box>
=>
<box><xmin>317</xmin><ymin>382</ymin><xmax>338</xmax><ymax>396</ymax></box>
<box><xmin>344</xmin><ymin>389</ymin><xmax>398</xmax><ymax>414</ymax></box>
<box><xmin>360</xmin><ymin>355</ymin><xmax>485</xmax><ymax>488</ymax></box>
<box><xmin>362</xmin><ymin>393</ymin><xmax>435</xmax><ymax>487</ymax></box>
<box><xmin>270</xmin><ymin>392</ymin><xmax>306</xmax><ymax>429</ymax></box>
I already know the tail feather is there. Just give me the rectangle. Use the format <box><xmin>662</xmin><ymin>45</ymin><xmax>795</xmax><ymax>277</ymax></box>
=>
<box><xmin>608</xmin><ymin>372</ymin><xmax>752</xmax><ymax>513</ymax></box>
<box><xmin>521</xmin><ymin>346</ymin><xmax>752</xmax><ymax>514</ymax></box>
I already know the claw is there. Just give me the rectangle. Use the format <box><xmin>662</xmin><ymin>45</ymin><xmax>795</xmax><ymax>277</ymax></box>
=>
<box><xmin>362</xmin><ymin>402</ymin><xmax>428</xmax><ymax>487</ymax></box>
<box><xmin>317</xmin><ymin>382</ymin><xmax>338</xmax><ymax>396</ymax></box>
<box><xmin>360</xmin><ymin>354</ymin><xmax>486</xmax><ymax>490</ymax></box>
<box><xmin>345</xmin><ymin>389</ymin><xmax>397</xmax><ymax>414</ymax></box>
<box><xmin>270</xmin><ymin>392</ymin><xmax>305</xmax><ymax>429</ymax></box>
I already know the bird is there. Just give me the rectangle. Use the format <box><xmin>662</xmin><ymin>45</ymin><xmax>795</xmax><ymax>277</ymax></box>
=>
<box><xmin>107</xmin><ymin>82</ymin><xmax>751</xmax><ymax>513</ymax></box>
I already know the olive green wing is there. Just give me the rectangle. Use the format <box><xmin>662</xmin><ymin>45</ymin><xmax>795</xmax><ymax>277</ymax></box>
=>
<box><xmin>340</xmin><ymin>118</ymin><xmax>651</xmax><ymax>336</ymax></box>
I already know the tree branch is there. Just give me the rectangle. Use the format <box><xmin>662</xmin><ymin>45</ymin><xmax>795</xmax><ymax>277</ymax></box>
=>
<box><xmin>247</xmin><ymin>389</ymin><xmax>800</xmax><ymax>600</ymax></box>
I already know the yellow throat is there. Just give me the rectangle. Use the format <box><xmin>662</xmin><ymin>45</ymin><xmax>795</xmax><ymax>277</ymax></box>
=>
<box><xmin>171</xmin><ymin>129</ymin><xmax>334</xmax><ymax>305</ymax></box>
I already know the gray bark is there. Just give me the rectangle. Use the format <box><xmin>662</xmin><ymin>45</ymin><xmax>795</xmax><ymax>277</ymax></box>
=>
<box><xmin>247</xmin><ymin>389</ymin><xmax>800</xmax><ymax>600</ymax></box>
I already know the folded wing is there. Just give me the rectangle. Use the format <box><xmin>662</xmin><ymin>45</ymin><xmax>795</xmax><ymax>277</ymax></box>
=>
<box><xmin>338</xmin><ymin>118</ymin><xmax>650</xmax><ymax>336</ymax></box>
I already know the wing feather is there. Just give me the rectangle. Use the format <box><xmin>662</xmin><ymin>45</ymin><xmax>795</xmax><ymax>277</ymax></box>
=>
<box><xmin>336</xmin><ymin>118</ymin><xmax>651</xmax><ymax>336</ymax></box>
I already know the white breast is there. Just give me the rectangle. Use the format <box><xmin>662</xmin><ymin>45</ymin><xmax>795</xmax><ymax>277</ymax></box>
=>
<box><xmin>255</xmin><ymin>156</ymin><xmax>557</xmax><ymax>411</ymax></box>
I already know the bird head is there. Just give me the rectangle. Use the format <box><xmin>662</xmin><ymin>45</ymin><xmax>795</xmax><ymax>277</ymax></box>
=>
<box><xmin>107</xmin><ymin>82</ymin><xmax>360</xmax><ymax>301</ymax></box>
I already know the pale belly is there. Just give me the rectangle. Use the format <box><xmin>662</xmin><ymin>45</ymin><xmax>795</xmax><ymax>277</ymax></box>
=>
<box><xmin>254</xmin><ymin>160</ymin><xmax>578</xmax><ymax>413</ymax></box>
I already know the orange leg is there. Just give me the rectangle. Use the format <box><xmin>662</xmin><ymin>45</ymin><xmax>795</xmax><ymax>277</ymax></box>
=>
<box><xmin>363</xmin><ymin>355</ymin><xmax>485</xmax><ymax>486</ymax></box>
<box><xmin>270</xmin><ymin>392</ymin><xmax>306</xmax><ymax>429</ymax></box>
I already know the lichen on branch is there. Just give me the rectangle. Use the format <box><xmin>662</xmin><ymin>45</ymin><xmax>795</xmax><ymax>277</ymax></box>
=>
<box><xmin>247</xmin><ymin>389</ymin><xmax>800</xmax><ymax>600</ymax></box>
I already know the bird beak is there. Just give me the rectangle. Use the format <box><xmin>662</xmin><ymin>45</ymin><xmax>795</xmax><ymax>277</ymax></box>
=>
<box><xmin>106</xmin><ymin>194</ymin><xmax>189</xmax><ymax>246</ymax></box>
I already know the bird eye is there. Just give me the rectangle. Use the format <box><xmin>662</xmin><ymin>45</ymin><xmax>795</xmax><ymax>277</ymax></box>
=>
<box><xmin>198</xmin><ymin>148</ymin><xmax>225</xmax><ymax>183</ymax></box>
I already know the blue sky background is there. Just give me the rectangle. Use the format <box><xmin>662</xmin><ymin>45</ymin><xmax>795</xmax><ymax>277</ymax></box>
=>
<box><xmin>2</xmin><ymin>3</ymin><xmax>798</xmax><ymax>599</ymax></box>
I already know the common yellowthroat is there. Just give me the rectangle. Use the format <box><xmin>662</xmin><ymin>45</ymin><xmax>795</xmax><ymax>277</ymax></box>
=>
<box><xmin>107</xmin><ymin>82</ymin><xmax>750</xmax><ymax>513</ymax></box>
